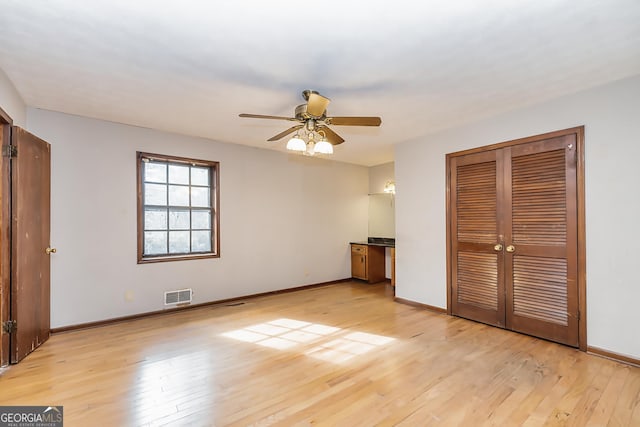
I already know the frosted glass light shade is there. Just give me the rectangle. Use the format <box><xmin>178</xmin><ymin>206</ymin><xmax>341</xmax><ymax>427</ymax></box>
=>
<box><xmin>314</xmin><ymin>139</ymin><xmax>333</xmax><ymax>154</ymax></box>
<box><xmin>286</xmin><ymin>136</ymin><xmax>306</xmax><ymax>151</ymax></box>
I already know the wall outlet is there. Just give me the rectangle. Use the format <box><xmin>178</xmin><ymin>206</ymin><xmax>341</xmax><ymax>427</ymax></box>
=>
<box><xmin>124</xmin><ymin>290</ymin><xmax>135</xmax><ymax>302</ymax></box>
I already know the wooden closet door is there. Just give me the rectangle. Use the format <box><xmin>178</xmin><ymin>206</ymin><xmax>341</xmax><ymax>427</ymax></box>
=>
<box><xmin>448</xmin><ymin>127</ymin><xmax>584</xmax><ymax>349</ymax></box>
<box><xmin>504</xmin><ymin>135</ymin><xmax>579</xmax><ymax>346</ymax></box>
<box><xmin>450</xmin><ymin>150</ymin><xmax>506</xmax><ymax>327</ymax></box>
<box><xmin>10</xmin><ymin>127</ymin><xmax>52</xmax><ymax>362</ymax></box>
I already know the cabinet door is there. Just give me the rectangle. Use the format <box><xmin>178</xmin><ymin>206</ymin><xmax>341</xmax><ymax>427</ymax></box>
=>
<box><xmin>351</xmin><ymin>246</ymin><xmax>367</xmax><ymax>280</ymax></box>
<box><xmin>391</xmin><ymin>248</ymin><xmax>396</xmax><ymax>286</ymax></box>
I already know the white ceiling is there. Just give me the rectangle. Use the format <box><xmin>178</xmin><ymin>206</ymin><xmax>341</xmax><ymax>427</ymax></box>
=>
<box><xmin>1</xmin><ymin>0</ymin><xmax>639</xmax><ymax>166</ymax></box>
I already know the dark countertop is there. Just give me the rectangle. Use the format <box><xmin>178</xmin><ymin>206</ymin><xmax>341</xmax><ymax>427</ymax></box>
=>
<box><xmin>350</xmin><ymin>238</ymin><xmax>395</xmax><ymax>248</ymax></box>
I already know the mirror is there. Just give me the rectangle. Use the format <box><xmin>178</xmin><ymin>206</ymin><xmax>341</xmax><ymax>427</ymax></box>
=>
<box><xmin>368</xmin><ymin>193</ymin><xmax>395</xmax><ymax>238</ymax></box>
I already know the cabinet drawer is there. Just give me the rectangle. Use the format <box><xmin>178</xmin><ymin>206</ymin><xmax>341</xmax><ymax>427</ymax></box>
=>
<box><xmin>351</xmin><ymin>244</ymin><xmax>368</xmax><ymax>254</ymax></box>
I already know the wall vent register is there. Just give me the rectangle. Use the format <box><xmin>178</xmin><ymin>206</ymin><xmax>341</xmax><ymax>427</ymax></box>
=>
<box><xmin>164</xmin><ymin>289</ymin><xmax>193</xmax><ymax>305</ymax></box>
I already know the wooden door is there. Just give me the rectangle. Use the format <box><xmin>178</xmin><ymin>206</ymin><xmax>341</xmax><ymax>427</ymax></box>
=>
<box><xmin>448</xmin><ymin>128</ymin><xmax>584</xmax><ymax>348</ymax></box>
<box><xmin>450</xmin><ymin>149</ymin><xmax>506</xmax><ymax>327</ymax></box>
<box><xmin>10</xmin><ymin>127</ymin><xmax>52</xmax><ymax>363</ymax></box>
<box><xmin>504</xmin><ymin>135</ymin><xmax>579</xmax><ymax>346</ymax></box>
<box><xmin>0</xmin><ymin>122</ymin><xmax>11</xmax><ymax>367</ymax></box>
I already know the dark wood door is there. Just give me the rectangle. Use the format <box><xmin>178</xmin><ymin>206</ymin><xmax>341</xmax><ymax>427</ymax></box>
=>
<box><xmin>0</xmin><ymin>123</ymin><xmax>11</xmax><ymax>367</ymax></box>
<box><xmin>450</xmin><ymin>149</ymin><xmax>506</xmax><ymax>327</ymax></box>
<box><xmin>449</xmin><ymin>129</ymin><xmax>582</xmax><ymax>348</ymax></box>
<box><xmin>10</xmin><ymin>127</ymin><xmax>51</xmax><ymax>363</ymax></box>
<box><xmin>504</xmin><ymin>135</ymin><xmax>579</xmax><ymax>346</ymax></box>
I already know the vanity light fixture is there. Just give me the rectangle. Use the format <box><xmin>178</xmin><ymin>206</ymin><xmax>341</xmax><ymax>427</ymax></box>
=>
<box><xmin>383</xmin><ymin>180</ymin><xmax>396</xmax><ymax>194</ymax></box>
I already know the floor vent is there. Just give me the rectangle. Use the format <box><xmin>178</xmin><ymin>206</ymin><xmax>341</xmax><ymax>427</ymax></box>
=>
<box><xmin>164</xmin><ymin>289</ymin><xmax>192</xmax><ymax>305</ymax></box>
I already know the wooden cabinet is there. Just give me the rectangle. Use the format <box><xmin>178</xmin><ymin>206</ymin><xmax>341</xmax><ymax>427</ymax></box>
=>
<box><xmin>351</xmin><ymin>244</ymin><xmax>367</xmax><ymax>280</ymax></box>
<box><xmin>351</xmin><ymin>244</ymin><xmax>386</xmax><ymax>283</ymax></box>
<box><xmin>391</xmin><ymin>248</ymin><xmax>396</xmax><ymax>286</ymax></box>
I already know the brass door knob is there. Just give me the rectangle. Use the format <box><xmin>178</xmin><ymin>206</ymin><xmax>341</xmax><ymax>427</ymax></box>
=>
<box><xmin>45</xmin><ymin>247</ymin><xmax>57</xmax><ymax>255</ymax></box>
<box><xmin>494</xmin><ymin>244</ymin><xmax>503</xmax><ymax>251</ymax></box>
<box><xmin>506</xmin><ymin>245</ymin><xmax>515</xmax><ymax>253</ymax></box>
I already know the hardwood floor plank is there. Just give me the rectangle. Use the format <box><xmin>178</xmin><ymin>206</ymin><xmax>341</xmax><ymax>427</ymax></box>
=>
<box><xmin>0</xmin><ymin>281</ymin><xmax>638</xmax><ymax>426</ymax></box>
<box><xmin>607</xmin><ymin>369</ymin><xmax>640</xmax><ymax>427</ymax></box>
<box><xmin>586</xmin><ymin>365</ymin><xmax>631</xmax><ymax>426</ymax></box>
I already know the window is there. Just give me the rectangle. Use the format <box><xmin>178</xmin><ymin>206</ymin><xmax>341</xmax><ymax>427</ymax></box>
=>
<box><xmin>137</xmin><ymin>152</ymin><xmax>219</xmax><ymax>263</ymax></box>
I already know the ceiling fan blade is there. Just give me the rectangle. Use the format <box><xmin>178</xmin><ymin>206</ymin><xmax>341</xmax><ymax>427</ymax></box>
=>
<box><xmin>327</xmin><ymin>116</ymin><xmax>382</xmax><ymax>126</ymax></box>
<box><xmin>239</xmin><ymin>113</ymin><xmax>298</xmax><ymax>121</ymax></box>
<box><xmin>267</xmin><ymin>125</ymin><xmax>304</xmax><ymax>142</ymax></box>
<box><xmin>318</xmin><ymin>125</ymin><xmax>345</xmax><ymax>145</ymax></box>
<box><xmin>306</xmin><ymin>93</ymin><xmax>331</xmax><ymax>117</ymax></box>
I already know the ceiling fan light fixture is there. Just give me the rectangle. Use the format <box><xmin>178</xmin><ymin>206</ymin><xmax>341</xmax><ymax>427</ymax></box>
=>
<box><xmin>239</xmin><ymin>89</ymin><xmax>381</xmax><ymax>156</ymax></box>
<box><xmin>303</xmin><ymin>141</ymin><xmax>315</xmax><ymax>156</ymax></box>
<box><xmin>314</xmin><ymin>139</ymin><xmax>333</xmax><ymax>154</ymax></box>
<box><xmin>286</xmin><ymin>135</ymin><xmax>306</xmax><ymax>152</ymax></box>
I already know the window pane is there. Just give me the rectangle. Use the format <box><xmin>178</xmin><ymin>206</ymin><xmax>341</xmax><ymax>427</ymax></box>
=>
<box><xmin>144</xmin><ymin>231</ymin><xmax>167</xmax><ymax>255</ymax></box>
<box><xmin>192</xmin><ymin>230</ymin><xmax>211</xmax><ymax>252</ymax></box>
<box><xmin>144</xmin><ymin>162</ymin><xmax>166</xmax><ymax>183</ymax></box>
<box><xmin>169</xmin><ymin>231</ymin><xmax>190</xmax><ymax>253</ymax></box>
<box><xmin>139</xmin><ymin>153</ymin><xmax>218</xmax><ymax>261</ymax></box>
<box><xmin>145</xmin><ymin>183</ymin><xmax>167</xmax><ymax>205</ymax></box>
<box><xmin>145</xmin><ymin>208</ymin><xmax>167</xmax><ymax>230</ymax></box>
<box><xmin>191</xmin><ymin>167</ymin><xmax>209</xmax><ymax>186</ymax></box>
<box><xmin>191</xmin><ymin>187</ymin><xmax>210</xmax><ymax>207</ymax></box>
<box><xmin>169</xmin><ymin>185</ymin><xmax>189</xmax><ymax>206</ymax></box>
<box><xmin>169</xmin><ymin>210</ymin><xmax>190</xmax><ymax>230</ymax></box>
<box><xmin>192</xmin><ymin>210</ymin><xmax>210</xmax><ymax>229</ymax></box>
<box><xmin>169</xmin><ymin>164</ymin><xmax>189</xmax><ymax>185</ymax></box>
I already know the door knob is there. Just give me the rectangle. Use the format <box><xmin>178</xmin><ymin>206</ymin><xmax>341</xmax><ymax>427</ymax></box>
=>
<box><xmin>506</xmin><ymin>245</ymin><xmax>515</xmax><ymax>253</ymax></box>
<box><xmin>494</xmin><ymin>244</ymin><xmax>503</xmax><ymax>251</ymax></box>
<box><xmin>45</xmin><ymin>247</ymin><xmax>57</xmax><ymax>255</ymax></box>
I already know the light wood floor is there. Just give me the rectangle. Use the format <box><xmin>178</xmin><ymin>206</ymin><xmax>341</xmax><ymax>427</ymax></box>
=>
<box><xmin>1</xmin><ymin>281</ymin><xmax>639</xmax><ymax>426</ymax></box>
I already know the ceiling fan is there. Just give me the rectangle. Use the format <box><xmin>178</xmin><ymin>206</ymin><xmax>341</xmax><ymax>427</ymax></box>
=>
<box><xmin>239</xmin><ymin>90</ymin><xmax>382</xmax><ymax>154</ymax></box>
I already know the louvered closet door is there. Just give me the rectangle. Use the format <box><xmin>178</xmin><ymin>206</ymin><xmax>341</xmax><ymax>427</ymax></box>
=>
<box><xmin>504</xmin><ymin>135</ymin><xmax>579</xmax><ymax>346</ymax></box>
<box><xmin>451</xmin><ymin>150</ymin><xmax>506</xmax><ymax>327</ymax></box>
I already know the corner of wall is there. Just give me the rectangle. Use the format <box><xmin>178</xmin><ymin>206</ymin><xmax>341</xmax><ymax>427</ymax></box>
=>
<box><xmin>0</xmin><ymin>67</ymin><xmax>26</xmax><ymax>127</ymax></box>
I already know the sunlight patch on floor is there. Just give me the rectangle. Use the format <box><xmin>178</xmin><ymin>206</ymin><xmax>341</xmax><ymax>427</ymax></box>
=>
<box><xmin>221</xmin><ymin>318</ymin><xmax>395</xmax><ymax>363</ymax></box>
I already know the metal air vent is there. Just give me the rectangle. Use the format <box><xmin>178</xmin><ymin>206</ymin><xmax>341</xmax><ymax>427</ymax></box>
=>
<box><xmin>164</xmin><ymin>288</ymin><xmax>193</xmax><ymax>305</ymax></box>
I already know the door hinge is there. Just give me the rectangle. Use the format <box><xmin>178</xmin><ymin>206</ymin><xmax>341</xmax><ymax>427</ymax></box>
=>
<box><xmin>2</xmin><ymin>144</ymin><xmax>17</xmax><ymax>158</ymax></box>
<box><xmin>2</xmin><ymin>320</ymin><xmax>17</xmax><ymax>334</ymax></box>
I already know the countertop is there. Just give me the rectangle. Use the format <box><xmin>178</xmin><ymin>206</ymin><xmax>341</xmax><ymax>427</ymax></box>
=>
<box><xmin>350</xmin><ymin>238</ymin><xmax>395</xmax><ymax>248</ymax></box>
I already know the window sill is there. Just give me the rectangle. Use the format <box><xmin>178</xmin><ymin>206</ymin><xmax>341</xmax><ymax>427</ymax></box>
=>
<box><xmin>138</xmin><ymin>253</ymin><xmax>219</xmax><ymax>264</ymax></box>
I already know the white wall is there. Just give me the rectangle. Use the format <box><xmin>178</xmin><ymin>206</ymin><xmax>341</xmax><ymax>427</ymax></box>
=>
<box><xmin>395</xmin><ymin>74</ymin><xmax>640</xmax><ymax>359</ymax></box>
<box><xmin>27</xmin><ymin>108</ymin><xmax>369</xmax><ymax>328</ymax></box>
<box><xmin>369</xmin><ymin>162</ymin><xmax>394</xmax><ymax>194</ymax></box>
<box><xmin>0</xmin><ymin>68</ymin><xmax>26</xmax><ymax>126</ymax></box>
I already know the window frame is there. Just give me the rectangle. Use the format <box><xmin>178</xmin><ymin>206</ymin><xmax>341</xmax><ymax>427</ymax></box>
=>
<box><xmin>136</xmin><ymin>151</ymin><xmax>220</xmax><ymax>263</ymax></box>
